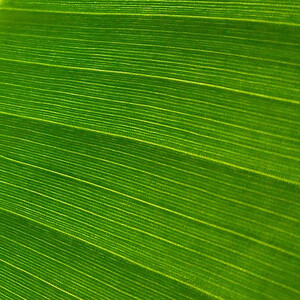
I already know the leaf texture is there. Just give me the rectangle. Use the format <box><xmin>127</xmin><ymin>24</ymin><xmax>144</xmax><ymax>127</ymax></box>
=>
<box><xmin>0</xmin><ymin>1</ymin><xmax>299</xmax><ymax>299</ymax></box>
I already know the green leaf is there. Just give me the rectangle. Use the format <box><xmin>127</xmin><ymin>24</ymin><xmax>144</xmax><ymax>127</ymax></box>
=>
<box><xmin>0</xmin><ymin>1</ymin><xmax>299</xmax><ymax>299</ymax></box>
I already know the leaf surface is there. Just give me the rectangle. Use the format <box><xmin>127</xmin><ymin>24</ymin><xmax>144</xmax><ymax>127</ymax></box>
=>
<box><xmin>0</xmin><ymin>1</ymin><xmax>299</xmax><ymax>299</ymax></box>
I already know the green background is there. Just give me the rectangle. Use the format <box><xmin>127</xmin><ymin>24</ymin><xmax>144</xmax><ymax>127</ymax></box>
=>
<box><xmin>0</xmin><ymin>1</ymin><xmax>299</xmax><ymax>299</ymax></box>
